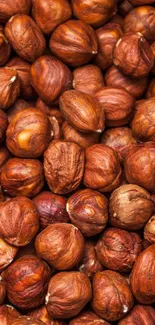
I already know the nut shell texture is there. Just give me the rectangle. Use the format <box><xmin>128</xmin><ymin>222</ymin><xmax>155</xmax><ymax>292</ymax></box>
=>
<box><xmin>118</xmin><ymin>305</ymin><xmax>155</xmax><ymax>325</ymax></box>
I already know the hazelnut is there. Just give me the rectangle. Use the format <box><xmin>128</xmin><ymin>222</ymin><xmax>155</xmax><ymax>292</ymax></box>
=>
<box><xmin>0</xmin><ymin>281</ymin><xmax>6</xmax><ymax>305</ymax></box>
<box><xmin>113</xmin><ymin>33</ymin><xmax>154</xmax><ymax>78</ymax></box>
<box><xmin>119</xmin><ymin>0</ymin><xmax>134</xmax><ymax>17</ymax></box>
<box><xmin>0</xmin><ymin>0</ymin><xmax>31</xmax><ymax>23</ymax></box>
<box><xmin>78</xmin><ymin>240</ymin><xmax>103</xmax><ymax>278</ymax></box>
<box><xmin>0</xmin><ymin>197</ymin><xmax>39</xmax><ymax>246</ymax></box>
<box><xmin>6</xmin><ymin>108</ymin><xmax>51</xmax><ymax>158</ymax></box>
<box><xmin>11</xmin><ymin>317</ymin><xmax>45</xmax><ymax>325</ymax></box>
<box><xmin>28</xmin><ymin>306</ymin><xmax>66</xmax><ymax>325</ymax></box>
<box><xmin>0</xmin><ymin>158</ymin><xmax>44</xmax><ymax>198</ymax></box>
<box><xmin>44</xmin><ymin>140</ymin><xmax>85</xmax><ymax>194</ymax></box>
<box><xmin>69</xmin><ymin>311</ymin><xmax>110</xmax><ymax>325</ymax></box>
<box><xmin>2</xmin><ymin>255</ymin><xmax>51</xmax><ymax>309</ymax></box>
<box><xmin>45</xmin><ymin>272</ymin><xmax>92</xmax><ymax>319</ymax></box>
<box><xmin>95</xmin><ymin>86</ymin><xmax>135</xmax><ymax>127</ymax></box>
<box><xmin>0</xmin><ymin>146</ymin><xmax>10</xmax><ymax>173</ymax></box>
<box><xmin>30</xmin><ymin>56</ymin><xmax>72</xmax><ymax>105</ymax></box>
<box><xmin>0</xmin><ymin>110</ymin><xmax>8</xmax><ymax>143</ymax></box>
<box><xmin>0</xmin><ymin>68</ymin><xmax>20</xmax><ymax>110</ymax></box>
<box><xmin>146</xmin><ymin>79</ymin><xmax>155</xmax><ymax>98</ymax></box>
<box><xmin>151</xmin><ymin>42</ymin><xmax>155</xmax><ymax>74</ymax></box>
<box><xmin>0</xmin><ymin>237</ymin><xmax>18</xmax><ymax>271</ymax></box>
<box><xmin>60</xmin><ymin>90</ymin><xmax>105</xmax><ymax>133</ymax></box>
<box><xmin>118</xmin><ymin>305</ymin><xmax>155</xmax><ymax>325</ymax></box>
<box><xmin>7</xmin><ymin>99</ymin><xmax>31</xmax><ymax>122</ymax></box>
<box><xmin>110</xmin><ymin>13</ymin><xmax>124</xmax><ymax>26</ymax></box>
<box><xmin>36</xmin><ymin>99</ymin><xmax>64</xmax><ymax>126</ymax></box>
<box><xmin>32</xmin><ymin>0</ymin><xmax>72</xmax><ymax>34</ymax></box>
<box><xmin>84</xmin><ymin>144</ymin><xmax>122</xmax><ymax>192</ymax></box>
<box><xmin>96</xmin><ymin>227</ymin><xmax>143</xmax><ymax>272</ymax></box>
<box><xmin>66</xmin><ymin>189</ymin><xmax>108</xmax><ymax>237</ymax></box>
<box><xmin>49</xmin><ymin>116</ymin><xmax>61</xmax><ymax>141</ymax></box>
<box><xmin>128</xmin><ymin>0</ymin><xmax>155</xmax><ymax>5</ymax></box>
<box><xmin>131</xmin><ymin>244</ymin><xmax>155</xmax><ymax>304</ymax></box>
<box><xmin>0</xmin><ymin>304</ymin><xmax>21</xmax><ymax>325</ymax></box>
<box><xmin>35</xmin><ymin>223</ymin><xmax>84</xmax><ymax>270</ymax></box>
<box><xmin>144</xmin><ymin>215</ymin><xmax>155</xmax><ymax>243</ymax></box>
<box><xmin>5</xmin><ymin>14</ymin><xmax>46</xmax><ymax>63</ymax></box>
<box><xmin>91</xmin><ymin>270</ymin><xmax>134</xmax><ymax>321</ymax></box>
<box><xmin>94</xmin><ymin>22</ymin><xmax>123</xmax><ymax>71</ymax></box>
<box><xmin>0</xmin><ymin>31</ymin><xmax>11</xmax><ymax>66</ymax></box>
<box><xmin>109</xmin><ymin>184</ymin><xmax>154</xmax><ymax>230</ymax></box>
<box><xmin>49</xmin><ymin>20</ymin><xmax>98</xmax><ymax>67</ymax></box>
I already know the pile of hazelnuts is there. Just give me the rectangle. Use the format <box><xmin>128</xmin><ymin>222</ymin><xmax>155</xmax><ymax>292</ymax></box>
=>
<box><xmin>0</xmin><ymin>0</ymin><xmax>155</xmax><ymax>324</ymax></box>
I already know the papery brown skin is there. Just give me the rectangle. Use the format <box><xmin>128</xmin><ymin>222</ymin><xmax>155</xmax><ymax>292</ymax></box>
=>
<box><xmin>0</xmin><ymin>304</ymin><xmax>21</xmax><ymax>325</ymax></box>
<box><xmin>0</xmin><ymin>0</ymin><xmax>31</xmax><ymax>23</ymax></box>
<box><xmin>118</xmin><ymin>305</ymin><xmax>155</xmax><ymax>325</ymax></box>
<box><xmin>105</xmin><ymin>65</ymin><xmax>147</xmax><ymax>99</ymax></box>
<box><xmin>95</xmin><ymin>86</ymin><xmax>135</xmax><ymax>127</ymax></box>
<box><xmin>0</xmin><ymin>158</ymin><xmax>44</xmax><ymax>198</ymax></box>
<box><xmin>5</xmin><ymin>14</ymin><xmax>46</xmax><ymax>63</ymax></box>
<box><xmin>6</xmin><ymin>108</ymin><xmax>51</xmax><ymax>158</ymax></box>
<box><xmin>66</xmin><ymin>189</ymin><xmax>108</xmax><ymax>237</ymax></box>
<box><xmin>35</xmin><ymin>223</ymin><xmax>84</xmax><ymax>270</ymax></box>
<box><xmin>92</xmin><ymin>270</ymin><xmax>134</xmax><ymax>321</ymax></box>
<box><xmin>30</xmin><ymin>55</ymin><xmax>72</xmax><ymax>105</ymax></box>
<box><xmin>0</xmin><ymin>282</ymin><xmax>6</xmax><ymax>304</ymax></box>
<box><xmin>0</xmin><ymin>68</ymin><xmax>20</xmax><ymax>110</ymax></box>
<box><xmin>60</xmin><ymin>90</ymin><xmax>105</xmax><ymax>133</ymax></box>
<box><xmin>124</xmin><ymin>6</ymin><xmax>155</xmax><ymax>42</ymax></box>
<box><xmin>7</xmin><ymin>99</ymin><xmax>32</xmax><ymax>122</ymax></box>
<box><xmin>94</xmin><ymin>23</ymin><xmax>123</xmax><ymax>71</ymax></box>
<box><xmin>96</xmin><ymin>227</ymin><xmax>143</xmax><ymax>272</ymax></box>
<box><xmin>49</xmin><ymin>20</ymin><xmax>98</xmax><ymax>67</ymax></box>
<box><xmin>113</xmin><ymin>33</ymin><xmax>154</xmax><ymax>78</ymax></box>
<box><xmin>69</xmin><ymin>311</ymin><xmax>110</xmax><ymax>325</ymax></box>
<box><xmin>131</xmin><ymin>244</ymin><xmax>155</xmax><ymax>304</ymax></box>
<box><xmin>72</xmin><ymin>0</ymin><xmax>116</xmax><ymax>27</ymax></box>
<box><xmin>2</xmin><ymin>255</ymin><xmax>51</xmax><ymax>309</ymax></box>
<box><xmin>101</xmin><ymin>127</ymin><xmax>137</xmax><ymax>163</ymax></box>
<box><xmin>44</xmin><ymin>140</ymin><xmax>85</xmax><ymax>194</ymax></box>
<box><xmin>33</xmin><ymin>0</ymin><xmax>72</xmax><ymax>34</ymax></box>
<box><xmin>84</xmin><ymin>144</ymin><xmax>122</xmax><ymax>192</ymax></box>
<box><xmin>28</xmin><ymin>306</ymin><xmax>66</xmax><ymax>325</ymax></box>
<box><xmin>109</xmin><ymin>184</ymin><xmax>154</xmax><ymax>230</ymax></box>
<box><xmin>0</xmin><ymin>110</ymin><xmax>8</xmax><ymax>143</ymax></box>
<box><xmin>78</xmin><ymin>240</ymin><xmax>103</xmax><ymax>278</ymax></box>
<box><xmin>45</xmin><ymin>272</ymin><xmax>92</xmax><ymax>319</ymax></box>
<box><xmin>0</xmin><ymin>146</ymin><xmax>10</xmax><ymax>173</ymax></box>
<box><xmin>0</xmin><ymin>196</ymin><xmax>39</xmax><ymax>246</ymax></box>
<box><xmin>144</xmin><ymin>215</ymin><xmax>155</xmax><ymax>243</ymax></box>
<box><xmin>119</xmin><ymin>0</ymin><xmax>134</xmax><ymax>17</ymax></box>
<box><xmin>73</xmin><ymin>65</ymin><xmax>104</xmax><ymax>96</ymax></box>
<box><xmin>146</xmin><ymin>79</ymin><xmax>155</xmax><ymax>98</ymax></box>
<box><xmin>0</xmin><ymin>31</ymin><xmax>11</xmax><ymax>66</ymax></box>
<box><xmin>124</xmin><ymin>142</ymin><xmax>155</xmax><ymax>192</ymax></box>
<box><xmin>11</xmin><ymin>316</ymin><xmax>45</xmax><ymax>325</ymax></box>
<box><xmin>0</xmin><ymin>237</ymin><xmax>18</xmax><ymax>271</ymax></box>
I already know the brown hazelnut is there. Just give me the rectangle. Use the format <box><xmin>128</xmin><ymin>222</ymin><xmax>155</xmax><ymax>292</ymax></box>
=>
<box><xmin>109</xmin><ymin>184</ymin><xmax>154</xmax><ymax>230</ymax></box>
<box><xmin>0</xmin><ymin>237</ymin><xmax>18</xmax><ymax>271</ymax></box>
<box><xmin>11</xmin><ymin>316</ymin><xmax>45</xmax><ymax>325</ymax></box>
<box><xmin>0</xmin><ymin>110</ymin><xmax>8</xmax><ymax>143</ymax></box>
<box><xmin>28</xmin><ymin>306</ymin><xmax>66</xmax><ymax>325</ymax></box>
<box><xmin>2</xmin><ymin>255</ymin><xmax>51</xmax><ymax>309</ymax></box>
<box><xmin>0</xmin><ymin>196</ymin><xmax>39</xmax><ymax>246</ymax></box>
<box><xmin>0</xmin><ymin>304</ymin><xmax>21</xmax><ymax>325</ymax></box>
<box><xmin>5</xmin><ymin>14</ymin><xmax>46</xmax><ymax>63</ymax></box>
<box><xmin>128</xmin><ymin>0</ymin><xmax>155</xmax><ymax>5</ymax></box>
<box><xmin>119</xmin><ymin>0</ymin><xmax>134</xmax><ymax>17</ymax></box>
<box><xmin>0</xmin><ymin>146</ymin><xmax>10</xmax><ymax>173</ymax></box>
<box><xmin>84</xmin><ymin>144</ymin><xmax>122</xmax><ymax>192</ymax></box>
<box><xmin>110</xmin><ymin>13</ymin><xmax>124</xmax><ymax>26</ymax></box>
<box><xmin>35</xmin><ymin>223</ymin><xmax>84</xmax><ymax>270</ymax></box>
<box><xmin>6</xmin><ymin>108</ymin><xmax>51</xmax><ymax>158</ymax></box>
<box><xmin>0</xmin><ymin>68</ymin><xmax>20</xmax><ymax>110</ymax></box>
<box><xmin>113</xmin><ymin>33</ymin><xmax>154</xmax><ymax>78</ymax></box>
<box><xmin>144</xmin><ymin>215</ymin><xmax>155</xmax><ymax>243</ymax></box>
<box><xmin>60</xmin><ymin>90</ymin><xmax>105</xmax><ymax>133</ymax></box>
<box><xmin>131</xmin><ymin>244</ymin><xmax>155</xmax><ymax>304</ymax></box>
<box><xmin>95</xmin><ymin>86</ymin><xmax>135</xmax><ymax>127</ymax></box>
<box><xmin>94</xmin><ymin>23</ymin><xmax>123</xmax><ymax>71</ymax></box>
<box><xmin>105</xmin><ymin>65</ymin><xmax>147</xmax><ymax>99</ymax></box>
<box><xmin>69</xmin><ymin>311</ymin><xmax>110</xmax><ymax>325</ymax></box>
<box><xmin>96</xmin><ymin>227</ymin><xmax>143</xmax><ymax>272</ymax></box>
<box><xmin>36</xmin><ymin>99</ymin><xmax>64</xmax><ymax>126</ymax></box>
<box><xmin>0</xmin><ymin>0</ymin><xmax>31</xmax><ymax>23</ymax></box>
<box><xmin>0</xmin><ymin>31</ymin><xmax>11</xmax><ymax>66</ymax></box>
<box><xmin>0</xmin><ymin>281</ymin><xmax>6</xmax><ymax>305</ymax></box>
<box><xmin>44</xmin><ymin>140</ymin><xmax>85</xmax><ymax>194</ymax></box>
<box><xmin>33</xmin><ymin>0</ymin><xmax>72</xmax><ymax>34</ymax></box>
<box><xmin>73</xmin><ymin>65</ymin><xmax>104</xmax><ymax>96</ymax></box>
<box><xmin>7</xmin><ymin>99</ymin><xmax>31</xmax><ymax>122</ymax></box>
<box><xmin>146</xmin><ymin>78</ymin><xmax>155</xmax><ymax>98</ymax></box>
<box><xmin>118</xmin><ymin>305</ymin><xmax>155</xmax><ymax>325</ymax></box>
<box><xmin>0</xmin><ymin>158</ymin><xmax>44</xmax><ymax>198</ymax></box>
<box><xmin>49</xmin><ymin>116</ymin><xmax>61</xmax><ymax>141</ymax></box>
<box><xmin>101</xmin><ymin>127</ymin><xmax>137</xmax><ymax>163</ymax></box>
<box><xmin>124</xmin><ymin>142</ymin><xmax>155</xmax><ymax>192</ymax></box>
<box><xmin>91</xmin><ymin>270</ymin><xmax>134</xmax><ymax>321</ymax></box>
<box><xmin>151</xmin><ymin>42</ymin><xmax>155</xmax><ymax>74</ymax></box>
<box><xmin>66</xmin><ymin>189</ymin><xmax>108</xmax><ymax>237</ymax></box>
<box><xmin>45</xmin><ymin>271</ymin><xmax>92</xmax><ymax>319</ymax></box>
<box><xmin>78</xmin><ymin>240</ymin><xmax>103</xmax><ymax>278</ymax></box>
<box><xmin>49</xmin><ymin>20</ymin><xmax>98</xmax><ymax>67</ymax></box>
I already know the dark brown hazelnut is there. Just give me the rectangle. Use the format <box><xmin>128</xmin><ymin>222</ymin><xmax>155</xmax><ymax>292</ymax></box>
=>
<box><xmin>101</xmin><ymin>127</ymin><xmax>137</xmax><ymax>163</ymax></box>
<box><xmin>69</xmin><ymin>311</ymin><xmax>110</xmax><ymax>325</ymax></box>
<box><xmin>28</xmin><ymin>306</ymin><xmax>66</xmax><ymax>325</ymax></box>
<box><xmin>0</xmin><ymin>68</ymin><xmax>20</xmax><ymax>110</ymax></box>
<box><xmin>0</xmin><ymin>158</ymin><xmax>44</xmax><ymax>198</ymax></box>
<box><xmin>131</xmin><ymin>244</ymin><xmax>155</xmax><ymax>304</ymax></box>
<box><xmin>144</xmin><ymin>215</ymin><xmax>155</xmax><ymax>243</ymax></box>
<box><xmin>0</xmin><ymin>304</ymin><xmax>21</xmax><ymax>325</ymax></box>
<box><xmin>151</xmin><ymin>42</ymin><xmax>155</xmax><ymax>74</ymax></box>
<box><xmin>0</xmin><ymin>110</ymin><xmax>8</xmax><ymax>143</ymax></box>
<box><xmin>7</xmin><ymin>99</ymin><xmax>31</xmax><ymax>122</ymax></box>
<box><xmin>110</xmin><ymin>13</ymin><xmax>124</xmax><ymax>26</ymax></box>
<box><xmin>0</xmin><ymin>0</ymin><xmax>31</xmax><ymax>23</ymax></box>
<box><xmin>124</xmin><ymin>142</ymin><xmax>155</xmax><ymax>192</ymax></box>
<box><xmin>119</xmin><ymin>0</ymin><xmax>134</xmax><ymax>17</ymax></box>
<box><xmin>35</xmin><ymin>223</ymin><xmax>84</xmax><ymax>270</ymax></box>
<box><xmin>78</xmin><ymin>240</ymin><xmax>103</xmax><ymax>278</ymax></box>
<box><xmin>2</xmin><ymin>255</ymin><xmax>51</xmax><ymax>309</ymax></box>
<box><xmin>45</xmin><ymin>272</ymin><xmax>92</xmax><ymax>319</ymax></box>
<box><xmin>0</xmin><ymin>146</ymin><xmax>10</xmax><ymax>173</ymax></box>
<box><xmin>0</xmin><ymin>237</ymin><xmax>18</xmax><ymax>271</ymax></box>
<box><xmin>128</xmin><ymin>0</ymin><xmax>155</xmax><ymax>6</ymax></box>
<box><xmin>11</xmin><ymin>316</ymin><xmax>45</xmax><ymax>325</ymax></box>
<box><xmin>96</xmin><ymin>227</ymin><xmax>143</xmax><ymax>272</ymax></box>
<box><xmin>109</xmin><ymin>184</ymin><xmax>154</xmax><ymax>230</ymax></box>
<box><xmin>84</xmin><ymin>144</ymin><xmax>122</xmax><ymax>192</ymax></box>
<box><xmin>0</xmin><ymin>197</ymin><xmax>39</xmax><ymax>246</ymax></box>
<box><xmin>146</xmin><ymin>78</ymin><xmax>155</xmax><ymax>98</ymax></box>
<box><xmin>73</xmin><ymin>65</ymin><xmax>104</xmax><ymax>96</ymax></box>
<box><xmin>91</xmin><ymin>270</ymin><xmax>134</xmax><ymax>321</ymax></box>
<box><xmin>0</xmin><ymin>31</ymin><xmax>11</xmax><ymax>66</ymax></box>
<box><xmin>118</xmin><ymin>305</ymin><xmax>155</xmax><ymax>325</ymax></box>
<box><xmin>66</xmin><ymin>189</ymin><xmax>108</xmax><ymax>237</ymax></box>
<box><xmin>0</xmin><ymin>281</ymin><xmax>6</xmax><ymax>305</ymax></box>
<box><xmin>60</xmin><ymin>90</ymin><xmax>105</xmax><ymax>133</ymax></box>
<box><xmin>49</xmin><ymin>20</ymin><xmax>98</xmax><ymax>67</ymax></box>
<box><xmin>94</xmin><ymin>23</ymin><xmax>123</xmax><ymax>71</ymax></box>
<box><xmin>105</xmin><ymin>65</ymin><xmax>147</xmax><ymax>98</ymax></box>
<box><xmin>113</xmin><ymin>33</ymin><xmax>154</xmax><ymax>78</ymax></box>
<box><xmin>30</xmin><ymin>56</ymin><xmax>72</xmax><ymax>105</ymax></box>
<box><xmin>5</xmin><ymin>14</ymin><xmax>46</xmax><ymax>63</ymax></box>
<box><xmin>33</xmin><ymin>0</ymin><xmax>72</xmax><ymax>34</ymax></box>
<box><xmin>95</xmin><ymin>86</ymin><xmax>135</xmax><ymax>127</ymax></box>
<box><xmin>6</xmin><ymin>108</ymin><xmax>51</xmax><ymax>158</ymax></box>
